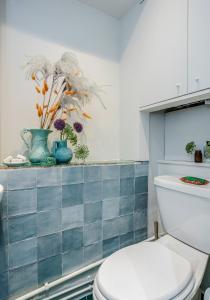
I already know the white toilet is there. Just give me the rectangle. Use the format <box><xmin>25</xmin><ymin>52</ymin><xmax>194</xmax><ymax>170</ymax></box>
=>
<box><xmin>93</xmin><ymin>175</ymin><xmax>210</xmax><ymax>300</ymax></box>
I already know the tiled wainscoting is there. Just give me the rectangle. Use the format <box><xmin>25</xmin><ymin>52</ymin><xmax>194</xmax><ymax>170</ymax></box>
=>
<box><xmin>0</xmin><ymin>162</ymin><xmax>148</xmax><ymax>300</ymax></box>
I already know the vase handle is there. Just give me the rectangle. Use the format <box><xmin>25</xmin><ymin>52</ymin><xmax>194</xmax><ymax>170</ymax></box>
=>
<box><xmin>21</xmin><ymin>129</ymin><xmax>31</xmax><ymax>150</ymax></box>
<box><xmin>52</xmin><ymin>141</ymin><xmax>59</xmax><ymax>157</ymax></box>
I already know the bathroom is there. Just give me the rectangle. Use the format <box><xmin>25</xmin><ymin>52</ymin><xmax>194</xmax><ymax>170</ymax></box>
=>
<box><xmin>0</xmin><ymin>0</ymin><xmax>210</xmax><ymax>299</ymax></box>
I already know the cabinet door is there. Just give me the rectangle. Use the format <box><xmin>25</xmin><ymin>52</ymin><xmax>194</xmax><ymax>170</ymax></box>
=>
<box><xmin>188</xmin><ymin>0</ymin><xmax>210</xmax><ymax>93</ymax></box>
<box><xmin>137</xmin><ymin>0</ymin><xmax>188</xmax><ymax>107</ymax></box>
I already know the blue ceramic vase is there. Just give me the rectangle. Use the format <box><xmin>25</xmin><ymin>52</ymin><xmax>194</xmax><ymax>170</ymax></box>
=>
<box><xmin>21</xmin><ymin>129</ymin><xmax>52</xmax><ymax>163</ymax></box>
<box><xmin>53</xmin><ymin>140</ymin><xmax>73</xmax><ymax>164</ymax></box>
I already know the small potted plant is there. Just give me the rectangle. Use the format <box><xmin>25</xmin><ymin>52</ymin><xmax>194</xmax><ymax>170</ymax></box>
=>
<box><xmin>185</xmin><ymin>141</ymin><xmax>203</xmax><ymax>163</ymax></box>
<box><xmin>185</xmin><ymin>141</ymin><xmax>196</xmax><ymax>158</ymax></box>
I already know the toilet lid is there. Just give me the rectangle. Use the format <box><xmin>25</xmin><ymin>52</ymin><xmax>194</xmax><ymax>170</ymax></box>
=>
<box><xmin>97</xmin><ymin>242</ymin><xmax>194</xmax><ymax>300</ymax></box>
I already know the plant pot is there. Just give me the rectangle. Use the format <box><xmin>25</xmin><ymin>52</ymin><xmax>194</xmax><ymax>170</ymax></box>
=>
<box><xmin>52</xmin><ymin>140</ymin><xmax>73</xmax><ymax>164</ymax></box>
<box><xmin>21</xmin><ymin>128</ymin><xmax>52</xmax><ymax>163</ymax></box>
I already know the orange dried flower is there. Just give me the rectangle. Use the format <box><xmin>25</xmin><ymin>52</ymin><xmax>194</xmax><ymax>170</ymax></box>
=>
<box><xmin>36</xmin><ymin>104</ymin><xmax>43</xmax><ymax>117</ymax></box>
<box><xmin>83</xmin><ymin>112</ymin><xmax>92</xmax><ymax>119</ymax></box>
<box><xmin>31</xmin><ymin>73</ymin><xmax>36</xmax><ymax>80</ymax></box>
<box><xmin>54</xmin><ymin>90</ymin><xmax>58</xmax><ymax>95</ymax></box>
<box><xmin>42</xmin><ymin>87</ymin><xmax>46</xmax><ymax>95</ymax></box>
<box><xmin>69</xmin><ymin>108</ymin><xmax>77</xmax><ymax>112</ymax></box>
<box><xmin>35</xmin><ymin>86</ymin><xmax>41</xmax><ymax>93</ymax></box>
<box><xmin>44</xmin><ymin>80</ymin><xmax>48</xmax><ymax>92</ymax></box>
<box><xmin>49</xmin><ymin>100</ymin><xmax>61</xmax><ymax>113</ymax></box>
<box><xmin>65</xmin><ymin>90</ymin><xmax>77</xmax><ymax>96</ymax></box>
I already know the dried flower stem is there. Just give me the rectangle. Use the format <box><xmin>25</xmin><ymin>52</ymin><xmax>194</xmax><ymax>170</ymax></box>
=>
<box><xmin>44</xmin><ymin>80</ymin><xmax>66</xmax><ymax>129</ymax></box>
<box><xmin>42</xmin><ymin>77</ymin><xmax>55</xmax><ymax>128</ymax></box>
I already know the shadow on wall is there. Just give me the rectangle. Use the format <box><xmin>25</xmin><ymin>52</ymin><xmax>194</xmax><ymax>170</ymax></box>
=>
<box><xmin>0</xmin><ymin>0</ymin><xmax>6</xmax><ymax>25</ymax></box>
<box><xmin>120</xmin><ymin>0</ymin><xmax>146</xmax><ymax>59</ymax></box>
<box><xmin>3</xmin><ymin>0</ymin><xmax>120</xmax><ymax>62</ymax></box>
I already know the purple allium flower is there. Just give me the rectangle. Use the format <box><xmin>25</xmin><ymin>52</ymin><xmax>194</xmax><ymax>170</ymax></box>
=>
<box><xmin>54</xmin><ymin>119</ymin><xmax>66</xmax><ymax>131</ymax></box>
<box><xmin>73</xmin><ymin>122</ymin><xmax>83</xmax><ymax>133</ymax></box>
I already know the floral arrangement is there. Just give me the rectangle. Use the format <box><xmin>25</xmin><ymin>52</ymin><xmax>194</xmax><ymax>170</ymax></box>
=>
<box><xmin>24</xmin><ymin>52</ymin><xmax>105</xmax><ymax>161</ymax></box>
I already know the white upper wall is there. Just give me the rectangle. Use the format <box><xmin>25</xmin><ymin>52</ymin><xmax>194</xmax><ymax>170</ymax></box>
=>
<box><xmin>0</xmin><ymin>0</ymin><xmax>120</xmax><ymax>161</ymax></box>
<box><xmin>119</xmin><ymin>3</ymin><xmax>149</xmax><ymax>161</ymax></box>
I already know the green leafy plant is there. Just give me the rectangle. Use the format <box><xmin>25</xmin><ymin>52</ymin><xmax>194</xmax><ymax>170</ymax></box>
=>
<box><xmin>74</xmin><ymin>145</ymin><xmax>89</xmax><ymax>162</ymax></box>
<box><xmin>63</xmin><ymin>124</ymin><xmax>78</xmax><ymax>146</ymax></box>
<box><xmin>185</xmin><ymin>141</ymin><xmax>196</xmax><ymax>154</ymax></box>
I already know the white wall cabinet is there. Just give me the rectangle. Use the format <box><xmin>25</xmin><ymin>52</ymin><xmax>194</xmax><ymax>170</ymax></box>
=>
<box><xmin>138</xmin><ymin>0</ymin><xmax>188</xmax><ymax>108</ymax></box>
<box><xmin>188</xmin><ymin>0</ymin><xmax>210</xmax><ymax>93</ymax></box>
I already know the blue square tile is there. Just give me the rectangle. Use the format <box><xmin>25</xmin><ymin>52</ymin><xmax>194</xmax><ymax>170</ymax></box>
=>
<box><xmin>120</xmin><ymin>232</ymin><xmax>134</xmax><ymax>248</ymax></box>
<box><xmin>62</xmin><ymin>248</ymin><xmax>83</xmax><ymax>275</ymax></box>
<box><xmin>37</xmin><ymin>168</ymin><xmax>61</xmax><ymax>187</ymax></box>
<box><xmin>134</xmin><ymin>210</ymin><xmax>147</xmax><ymax>231</ymax></box>
<box><xmin>135</xmin><ymin>176</ymin><xmax>148</xmax><ymax>194</ymax></box>
<box><xmin>102</xmin><ymin>180</ymin><xmax>120</xmax><ymax>200</ymax></box>
<box><xmin>38</xmin><ymin>233</ymin><xmax>61</xmax><ymax>260</ymax></box>
<box><xmin>38</xmin><ymin>255</ymin><xmax>62</xmax><ymax>285</ymax></box>
<box><xmin>62</xmin><ymin>184</ymin><xmax>83</xmax><ymax>207</ymax></box>
<box><xmin>9</xmin><ymin>263</ymin><xmax>37</xmax><ymax>298</ymax></box>
<box><xmin>120</xmin><ymin>178</ymin><xmax>134</xmax><ymax>196</ymax></box>
<box><xmin>0</xmin><ymin>219</ymin><xmax>8</xmax><ymax>247</ymax></box>
<box><xmin>9</xmin><ymin>238</ymin><xmax>37</xmax><ymax>269</ymax></box>
<box><xmin>120</xmin><ymin>164</ymin><xmax>134</xmax><ymax>178</ymax></box>
<box><xmin>8</xmin><ymin>189</ymin><xmax>37</xmax><ymax>217</ymax></box>
<box><xmin>135</xmin><ymin>227</ymin><xmax>147</xmax><ymax>243</ymax></box>
<box><xmin>103</xmin><ymin>237</ymin><xmax>119</xmax><ymax>258</ymax></box>
<box><xmin>37</xmin><ymin>186</ymin><xmax>61</xmax><ymax>212</ymax></box>
<box><xmin>84</xmin><ymin>242</ymin><xmax>102</xmax><ymax>265</ymax></box>
<box><xmin>0</xmin><ymin>192</ymin><xmax>7</xmax><ymax>218</ymax></box>
<box><xmin>84</xmin><ymin>182</ymin><xmax>102</xmax><ymax>203</ymax></box>
<box><xmin>84</xmin><ymin>202</ymin><xmax>102</xmax><ymax>224</ymax></box>
<box><xmin>62</xmin><ymin>205</ymin><xmax>84</xmax><ymax>230</ymax></box>
<box><xmin>103</xmin><ymin>218</ymin><xmax>119</xmax><ymax>240</ymax></box>
<box><xmin>84</xmin><ymin>166</ymin><xmax>101</xmax><ymax>182</ymax></box>
<box><xmin>7</xmin><ymin>169</ymin><xmax>36</xmax><ymax>190</ymax></box>
<box><xmin>37</xmin><ymin>210</ymin><xmax>61</xmax><ymax>236</ymax></box>
<box><xmin>102</xmin><ymin>198</ymin><xmax>119</xmax><ymax>220</ymax></box>
<box><xmin>119</xmin><ymin>214</ymin><xmax>134</xmax><ymax>235</ymax></box>
<box><xmin>101</xmin><ymin>165</ymin><xmax>120</xmax><ymax>180</ymax></box>
<box><xmin>84</xmin><ymin>222</ymin><xmax>102</xmax><ymax>246</ymax></box>
<box><xmin>62</xmin><ymin>227</ymin><xmax>83</xmax><ymax>252</ymax></box>
<box><xmin>134</xmin><ymin>193</ymin><xmax>148</xmax><ymax>211</ymax></box>
<box><xmin>0</xmin><ymin>247</ymin><xmax>8</xmax><ymax>272</ymax></box>
<box><xmin>135</xmin><ymin>163</ymin><xmax>148</xmax><ymax>177</ymax></box>
<box><xmin>119</xmin><ymin>195</ymin><xmax>135</xmax><ymax>216</ymax></box>
<box><xmin>0</xmin><ymin>171</ymin><xmax>8</xmax><ymax>191</ymax></box>
<box><xmin>62</xmin><ymin>166</ymin><xmax>84</xmax><ymax>185</ymax></box>
<box><xmin>8</xmin><ymin>213</ymin><xmax>37</xmax><ymax>243</ymax></box>
<box><xmin>0</xmin><ymin>272</ymin><xmax>8</xmax><ymax>300</ymax></box>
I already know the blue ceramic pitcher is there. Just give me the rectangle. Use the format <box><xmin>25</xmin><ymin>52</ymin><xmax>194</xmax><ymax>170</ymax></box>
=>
<box><xmin>21</xmin><ymin>129</ymin><xmax>52</xmax><ymax>163</ymax></box>
<box><xmin>52</xmin><ymin>140</ymin><xmax>73</xmax><ymax>164</ymax></box>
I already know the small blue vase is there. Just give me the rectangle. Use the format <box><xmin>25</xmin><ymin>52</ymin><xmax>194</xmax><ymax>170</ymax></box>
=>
<box><xmin>53</xmin><ymin>140</ymin><xmax>73</xmax><ymax>164</ymax></box>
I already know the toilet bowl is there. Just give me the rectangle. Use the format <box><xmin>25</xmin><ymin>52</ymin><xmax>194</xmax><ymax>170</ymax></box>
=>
<box><xmin>93</xmin><ymin>235</ymin><xmax>208</xmax><ymax>300</ymax></box>
<box><xmin>93</xmin><ymin>175</ymin><xmax>210</xmax><ymax>300</ymax></box>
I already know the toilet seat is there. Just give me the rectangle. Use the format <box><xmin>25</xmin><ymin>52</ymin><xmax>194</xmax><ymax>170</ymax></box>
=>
<box><xmin>93</xmin><ymin>275</ymin><xmax>195</xmax><ymax>300</ymax></box>
<box><xmin>94</xmin><ymin>239</ymin><xmax>198</xmax><ymax>300</ymax></box>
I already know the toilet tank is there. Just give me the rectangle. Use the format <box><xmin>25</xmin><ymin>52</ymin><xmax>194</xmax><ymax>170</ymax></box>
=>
<box><xmin>155</xmin><ymin>175</ymin><xmax>210</xmax><ymax>254</ymax></box>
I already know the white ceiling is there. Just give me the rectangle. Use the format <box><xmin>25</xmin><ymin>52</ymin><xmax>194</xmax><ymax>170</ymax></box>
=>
<box><xmin>79</xmin><ymin>0</ymin><xmax>137</xmax><ymax>18</ymax></box>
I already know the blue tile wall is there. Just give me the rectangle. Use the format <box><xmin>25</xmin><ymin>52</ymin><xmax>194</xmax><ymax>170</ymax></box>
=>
<box><xmin>0</xmin><ymin>162</ymin><xmax>148</xmax><ymax>300</ymax></box>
